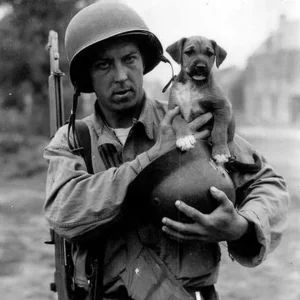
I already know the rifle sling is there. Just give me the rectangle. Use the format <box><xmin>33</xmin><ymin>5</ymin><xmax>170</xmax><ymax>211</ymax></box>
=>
<box><xmin>74</xmin><ymin>120</ymin><xmax>104</xmax><ymax>300</ymax></box>
<box><xmin>75</xmin><ymin>120</ymin><xmax>94</xmax><ymax>175</ymax></box>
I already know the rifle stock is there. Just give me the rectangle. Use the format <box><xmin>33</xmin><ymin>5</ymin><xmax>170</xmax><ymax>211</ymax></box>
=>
<box><xmin>46</xmin><ymin>30</ymin><xmax>65</xmax><ymax>136</ymax></box>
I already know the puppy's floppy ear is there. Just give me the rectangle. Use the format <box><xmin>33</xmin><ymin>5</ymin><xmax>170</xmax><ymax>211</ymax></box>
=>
<box><xmin>166</xmin><ymin>38</ymin><xmax>187</xmax><ymax>64</ymax></box>
<box><xmin>211</xmin><ymin>40</ymin><xmax>227</xmax><ymax>68</ymax></box>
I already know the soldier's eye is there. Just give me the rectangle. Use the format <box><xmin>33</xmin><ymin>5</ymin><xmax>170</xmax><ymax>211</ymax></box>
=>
<box><xmin>124</xmin><ymin>55</ymin><xmax>136</xmax><ymax>64</ymax></box>
<box><xmin>93</xmin><ymin>60</ymin><xmax>110</xmax><ymax>70</ymax></box>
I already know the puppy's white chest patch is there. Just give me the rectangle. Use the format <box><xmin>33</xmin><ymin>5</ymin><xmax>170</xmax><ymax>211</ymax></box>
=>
<box><xmin>172</xmin><ymin>81</ymin><xmax>206</xmax><ymax>122</ymax></box>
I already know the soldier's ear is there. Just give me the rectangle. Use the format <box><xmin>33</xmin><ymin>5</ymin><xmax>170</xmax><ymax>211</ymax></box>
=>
<box><xmin>211</xmin><ymin>40</ymin><xmax>227</xmax><ymax>68</ymax></box>
<box><xmin>166</xmin><ymin>38</ymin><xmax>187</xmax><ymax>64</ymax></box>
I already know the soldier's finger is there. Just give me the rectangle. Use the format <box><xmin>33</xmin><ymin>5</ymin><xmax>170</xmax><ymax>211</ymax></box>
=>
<box><xmin>188</xmin><ymin>112</ymin><xmax>213</xmax><ymax>133</ymax></box>
<box><xmin>194</xmin><ymin>129</ymin><xmax>211</xmax><ymax>140</ymax></box>
<box><xmin>162</xmin><ymin>225</ymin><xmax>200</xmax><ymax>241</ymax></box>
<box><xmin>175</xmin><ymin>200</ymin><xmax>207</xmax><ymax>224</ymax></box>
<box><xmin>162</xmin><ymin>106</ymin><xmax>180</xmax><ymax>126</ymax></box>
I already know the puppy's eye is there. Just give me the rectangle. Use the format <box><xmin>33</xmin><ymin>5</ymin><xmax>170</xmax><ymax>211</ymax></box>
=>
<box><xmin>206</xmin><ymin>50</ymin><xmax>214</xmax><ymax>57</ymax></box>
<box><xmin>184</xmin><ymin>49</ymin><xmax>194</xmax><ymax>56</ymax></box>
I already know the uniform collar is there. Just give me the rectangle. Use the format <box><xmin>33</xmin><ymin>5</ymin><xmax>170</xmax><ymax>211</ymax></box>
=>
<box><xmin>93</xmin><ymin>92</ymin><xmax>155</xmax><ymax>142</ymax></box>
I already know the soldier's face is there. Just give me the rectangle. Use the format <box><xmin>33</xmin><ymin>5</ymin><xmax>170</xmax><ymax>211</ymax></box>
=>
<box><xmin>90</xmin><ymin>40</ymin><xmax>144</xmax><ymax>115</ymax></box>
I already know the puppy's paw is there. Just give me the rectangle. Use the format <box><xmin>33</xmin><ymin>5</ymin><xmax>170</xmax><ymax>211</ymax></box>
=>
<box><xmin>213</xmin><ymin>154</ymin><xmax>229</xmax><ymax>164</ymax></box>
<box><xmin>212</xmin><ymin>144</ymin><xmax>231</xmax><ymax>164</ymax></box>
<box><xmin>176</xmin><ymin>135</ymin><xmax>196</xmax><ymax>151</ymax></box>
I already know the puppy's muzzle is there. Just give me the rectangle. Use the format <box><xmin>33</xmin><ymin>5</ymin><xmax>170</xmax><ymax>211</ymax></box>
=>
<box><xmin>188</xmin><ymin>63</ymin><xmax>209</xmax><ymax>81</ymax></box>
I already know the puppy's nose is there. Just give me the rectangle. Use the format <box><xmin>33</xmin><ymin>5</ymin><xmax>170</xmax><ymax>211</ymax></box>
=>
<box><xmin>195</xmin><ymin>63</ymin><xmax>207</xmax><ymax>71</ymax></box>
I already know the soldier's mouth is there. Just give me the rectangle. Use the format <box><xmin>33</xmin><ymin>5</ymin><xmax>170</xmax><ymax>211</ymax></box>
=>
<box><xmin>114</xmin><ymin>89</ymin><xmax>131</xmax><ymax>95</ymax></box>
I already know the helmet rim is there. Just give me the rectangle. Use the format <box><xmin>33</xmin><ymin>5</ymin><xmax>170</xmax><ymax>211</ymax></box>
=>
<box><xmin>69</xmin><ymin>30</ymin><xmax>163</xmax><ymax>93</ymax></box>
<box><xmin>65</xmin><ymin>2</ymin><xmax>164</xmax><ymax>93</ymax></box>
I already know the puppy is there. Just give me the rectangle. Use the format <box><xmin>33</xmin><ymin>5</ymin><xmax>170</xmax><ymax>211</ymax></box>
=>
<box><xmin>166</xmin><ymin>36</ymin><xmax>235</xmax><ymax>164</ymax></box>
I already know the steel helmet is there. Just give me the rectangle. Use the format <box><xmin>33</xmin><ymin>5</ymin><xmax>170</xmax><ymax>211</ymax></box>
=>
<box><xmin>65</xmin><ymin>1</ymin><xmax>164</xmax><ymax>93</ymax></box>
<box><xmin>126</xmin><ymin>141</ymin><xmax>236</xmax><ymax>224</ymax></box>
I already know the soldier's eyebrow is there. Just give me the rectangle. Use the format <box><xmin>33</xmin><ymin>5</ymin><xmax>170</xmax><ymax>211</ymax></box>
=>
<box><xmin>93</xmin><ymin>53</ymin><xmax>111</xmax><ymax>61</ymax></box>
<box><xmin>123</xmin><ymin>50</ymin><xmax>139</xmax><ymax>57</ymax></box>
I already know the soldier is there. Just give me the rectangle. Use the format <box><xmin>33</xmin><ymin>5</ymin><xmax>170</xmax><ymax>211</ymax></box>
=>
<box><xmin>44</xmin><ymin>2</ymin><xmax>289</xmax><ymax>300</ymax></box>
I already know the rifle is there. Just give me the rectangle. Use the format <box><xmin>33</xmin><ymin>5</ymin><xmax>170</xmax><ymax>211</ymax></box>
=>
<box><xmin>45</xmin><ymin>30</ymin><xmax>102</xmax><ymax>300</ymax></box>
<box><xmin>45</xmin><ymin>30</ymin><xmax>76</xmax><ymax>300</ymax></box>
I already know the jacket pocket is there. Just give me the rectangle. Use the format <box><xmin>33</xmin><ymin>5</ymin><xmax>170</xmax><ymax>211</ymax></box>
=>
<box><xmin>120</xmin><ymin>246</ymin><xmax>193</xmax><ymax>300</ymax></box>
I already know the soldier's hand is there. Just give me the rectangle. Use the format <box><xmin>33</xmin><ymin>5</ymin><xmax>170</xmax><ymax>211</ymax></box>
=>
<box><xmin>162</xmin><ymin>186</ymin><xmax>249</xmax><ymax>243</ymax></box>
<box><xmin>147</xmin><ymin>109</ymin><xmax>212</xmax><ymax>161</ymax></box>
<box><xmin>147</xmin><ymin>107</ymin><xmax>179</xmax><ymax>160</ymax></box>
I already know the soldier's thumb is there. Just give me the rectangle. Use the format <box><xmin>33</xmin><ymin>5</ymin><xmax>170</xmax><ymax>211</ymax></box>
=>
<box><xmin>210</xmin><ymin>186</ymin><xmax>229</xmax><ymax>206</ymax></box>
<box><xmin>164</xmin><ymin>106</ymin><xmax>180</xmax><ymax>125</ymax></box>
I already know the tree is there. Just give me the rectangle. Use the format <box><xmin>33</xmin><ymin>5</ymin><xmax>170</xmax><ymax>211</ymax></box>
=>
<box><xmin>0</xmin><ymin>0</ymin><xmax>95</xmax><ymax>135</ymax></box>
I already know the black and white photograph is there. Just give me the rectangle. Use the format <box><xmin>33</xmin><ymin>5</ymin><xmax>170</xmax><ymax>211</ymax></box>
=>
<box><xmin>0</xmin><ymin>0</ymin><xmax>299</xmax><ymax>299</ymax></box>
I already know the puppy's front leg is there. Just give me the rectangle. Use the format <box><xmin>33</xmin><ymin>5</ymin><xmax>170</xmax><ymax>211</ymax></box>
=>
<box><xmin>211</xmin><ymin>105</ymin><xmax>232</xmax><ymax>163</ymax></box>
<box><xmin>172</xmin><ymin>114</ymin><xmax>196</xmax><ymax>151</ymax></box>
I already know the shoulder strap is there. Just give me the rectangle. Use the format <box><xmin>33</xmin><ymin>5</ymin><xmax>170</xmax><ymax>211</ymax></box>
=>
<box><xmin>74</xmin><ymin>120</ymin><xmax>94</xmax><ymax>174</ymax></box>
<box><xmin>74</xmin><ymin>120</ymin><xmax>104</xmax><ymax>299</ymax></box>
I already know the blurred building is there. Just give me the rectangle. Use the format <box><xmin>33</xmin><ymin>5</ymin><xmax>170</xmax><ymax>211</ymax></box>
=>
<box><xmin>215</xmin><ymin>66</ymin><xmax>245</xmax><ymax>114</ymax></box>
<box><xmin>244</xmin><ymin>15</ymin><xmax>300</xmax><ymax>124</ymax></box>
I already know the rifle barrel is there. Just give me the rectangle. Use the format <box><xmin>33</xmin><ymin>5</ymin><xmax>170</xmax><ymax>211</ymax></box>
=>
<box><xmin>47</xmin><ymin>30</ymin><xmax>65</xmax><ymax>137</ymax></box>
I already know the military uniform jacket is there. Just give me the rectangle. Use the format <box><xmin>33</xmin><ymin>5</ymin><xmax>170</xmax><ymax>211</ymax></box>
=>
<box><xmin>44</xmin><ymin>95</ymin><xmax>289</xmax><ymax>298</ymax></box>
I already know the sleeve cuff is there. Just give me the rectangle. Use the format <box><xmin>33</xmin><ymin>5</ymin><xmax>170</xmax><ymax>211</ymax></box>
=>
<box><xmin>228</xmin><ymin>210</ymin><xmax>268</xmax><ymax>267</ymax></box>
<box><xmin>136</xmin><ymin>151</ymin><xmax>152</xmax><ymax>171</ymax></box>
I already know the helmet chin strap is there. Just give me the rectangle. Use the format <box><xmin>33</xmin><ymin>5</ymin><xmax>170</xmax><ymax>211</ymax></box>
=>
<box><xmin>161</xmin><ymin>55</ymin><xmax>176</xmax><ymax>93</ymax></box>
<box><xmin>67</xmin><ymin>85</ymin><xmax>82</xmax><ymax>152</ymax></box>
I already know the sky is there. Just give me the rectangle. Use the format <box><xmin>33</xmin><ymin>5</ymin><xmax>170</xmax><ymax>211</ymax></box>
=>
<box><xmin>121</xmin><ymin>0</ymin><xmax>300</xmax><ymax>81</ymax></box>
